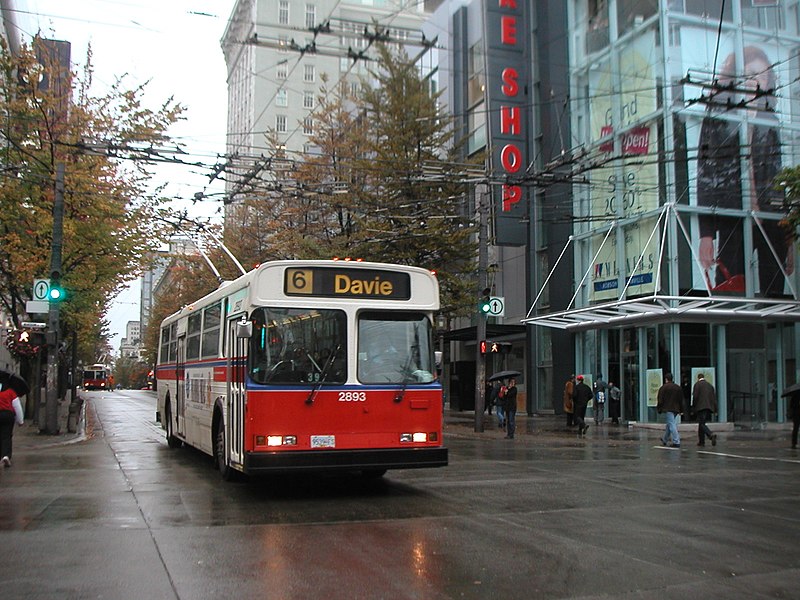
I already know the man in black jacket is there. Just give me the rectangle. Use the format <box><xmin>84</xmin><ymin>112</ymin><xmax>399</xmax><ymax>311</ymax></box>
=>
<box><xmin>691</xmin><ymin>373</ymin><xmax>718</xmax><ymax>447</ymax></box>
<box><xmin>657</xmin><ymin>373</ymin><xmax>684</xmax><ymax>448</ymax></box>
<box><xmin>572</xmin><ymin>375</ymin><xmax>594</xmax><ymax>436</ymax></box>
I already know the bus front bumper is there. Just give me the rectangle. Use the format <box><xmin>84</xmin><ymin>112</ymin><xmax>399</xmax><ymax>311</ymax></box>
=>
<box><xmin>243</xmin><ymin>446</ymin><xmax>448</xmax><ymax>474</ymax></box>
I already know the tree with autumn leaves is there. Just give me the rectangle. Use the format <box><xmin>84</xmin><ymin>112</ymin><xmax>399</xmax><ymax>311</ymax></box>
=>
<box><xmin>0</xmin><ymin>38</ymin><xmax>182</xmax><ymax>368</ymax></box>
<box><xmin>218</xmin><ymin>45</ymin><xmax>478</xmax><ymax>322</ymax></box>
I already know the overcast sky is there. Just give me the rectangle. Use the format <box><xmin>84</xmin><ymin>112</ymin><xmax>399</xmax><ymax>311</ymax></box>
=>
<box><xmin>18</xmin><ymin>0</ymin><xmax>236</xmax><ymax>347</ymax></box>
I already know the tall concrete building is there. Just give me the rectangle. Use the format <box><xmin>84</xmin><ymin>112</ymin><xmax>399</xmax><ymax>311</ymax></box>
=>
<box><xmin>220</xmin><ymin>0</ymin><xmax>430</xmax><ymax>208</ymax></box>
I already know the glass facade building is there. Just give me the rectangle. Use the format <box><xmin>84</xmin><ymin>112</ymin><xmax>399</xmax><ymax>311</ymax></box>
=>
<box><xmin>541</xmin><ymin>0</ymin><xmax>800</xmax><ymax>424</ymax></box>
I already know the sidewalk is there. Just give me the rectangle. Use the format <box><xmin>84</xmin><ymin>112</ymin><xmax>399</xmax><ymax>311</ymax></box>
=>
<box><xmin>444</xmin><ymin>407</ymin><xmax>796</xmax><ymax>448</ymax></box>
<box><xmin>13</xmin><ymin>393</ymin><xmax>86</xmax><ymax>451</ymax></box>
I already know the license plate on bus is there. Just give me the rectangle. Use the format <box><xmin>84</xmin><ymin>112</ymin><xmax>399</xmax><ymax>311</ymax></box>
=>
<box><xmin>311</xmin><ymin>435</ymin><xmax>336</xmax><ymax>448</ymax></box>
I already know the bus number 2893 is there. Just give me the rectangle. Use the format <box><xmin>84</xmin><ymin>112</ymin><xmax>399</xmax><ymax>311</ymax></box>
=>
<box><xmin>339</xmin><ymin>391</ymin><xmax>367</xmax><ymax>402</ymax></box>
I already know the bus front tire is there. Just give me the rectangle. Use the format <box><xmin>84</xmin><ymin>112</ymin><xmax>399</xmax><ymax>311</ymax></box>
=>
<box><xmin>215</xmin><ymin>420</ymin><xmax>236</xmax><ymax>481</ymax></box>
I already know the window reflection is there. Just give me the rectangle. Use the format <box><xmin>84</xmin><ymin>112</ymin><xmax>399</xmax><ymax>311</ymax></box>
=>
<box><xmin>358</xmin><ymin>312</ymin><xmax>435</xmax><ymax>384</ymax></box>
<box><xmin>249</xmin><ymin>308</ymin><xmax>346</xmax><ymax>385</ymax></box>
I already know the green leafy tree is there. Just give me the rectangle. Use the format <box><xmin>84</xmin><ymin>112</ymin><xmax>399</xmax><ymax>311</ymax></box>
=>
<box><xmin>0</xmin><ymin>38</ymin><xmax>182</xmax><ymax>368</ymax></box>
<box><xmin>355</xmin><ymin>44</ymin><xmax>478</xmax><ymax>318</ymax></box>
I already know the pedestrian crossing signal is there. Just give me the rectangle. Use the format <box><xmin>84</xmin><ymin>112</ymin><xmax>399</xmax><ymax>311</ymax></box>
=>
<box><xmin>480</xmin><ymin>340</ymin><xmax>512</xmax><ymax>354</ymax></box>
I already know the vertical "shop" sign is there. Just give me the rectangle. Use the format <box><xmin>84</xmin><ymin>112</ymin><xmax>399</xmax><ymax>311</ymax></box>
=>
<box><xmin>484</xmin><ymin>0</ymin><xmax>528</xmax><ymax>246</ymax></box>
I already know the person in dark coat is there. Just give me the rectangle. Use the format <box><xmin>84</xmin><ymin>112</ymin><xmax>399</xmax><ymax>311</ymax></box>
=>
<box><xmin>657</xmin><ymin>372</ymin><xmax>684</xmax><ymax>448</ymax></box>
<box><xmin>787</xmin><ymin>390</ymin><xmax>800</xmax><ymax>449</ymax></box>
<box><xmin>503</xmin><ymin>377</ymin><xmax>518</xmax><ymax>439</ymax></box>
<box><xmin>691</xmin><ymin>373</ymin><xmax>718</xmax><ymax>447</ymax></box>
<box><xmin>572</xmin><ymin>375</ymin><xmax>593</xmax><ymax>436</ymax></box>
<box><xmin>563</xmin><ymin>374</ymin><xmax>575</xmax><ymax>428</ymax></box>
<box><xmin>608</xmin><ymin>381</ymin><xmax>621</xmax><ymax>424</ymax></box>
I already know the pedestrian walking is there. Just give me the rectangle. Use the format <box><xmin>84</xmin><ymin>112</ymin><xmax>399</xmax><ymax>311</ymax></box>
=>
<box><xmin>563</xmin><ymin>374</ymin><xmax>575</xmax><ymax>428</ymax></box>
<box><xmin>787</xmin><ymin>389</ymin><xmax>800</xmax><ymax>449</ymax></box>
<box><xmin>0</xmin><ymin>386</ymin><xmax>24</xmax><ymax>467</ymax></box>
<box><xmin>484</xmin><ymin>381</ymin><xmax>494</xmax><ymax>416</ymax></box>
<box><xmin>657</xmin><ymin>372</ymin><xmax>684</xmax><ymax>448</ymax></box>
<box><xmin>608</xmin><ymin>381</ymin><xmax>621</xmax><ymax>424</ymax></box>
<box><xmin>594</xmin><ymin>373</ymin><xmax>607</xmax><ymax>425</ymax></box>
<box><xmin>503</xmin><ymin>377</ymin><xmax>518</xmax><ymax>439</ymax></box>
<box><xmin>691</xmin><ymin>372</ymin><xmax>718</xmax><ymax>447</ymax></box>
<box><xmin>491</xmin><ymin>381</ymin><xmax>505</xmax><ymax>430</ymax></box>
<box><xmin>572</xmin><ymin>375</ymin><xmax>593</xmax><ymax>436</ymax></box>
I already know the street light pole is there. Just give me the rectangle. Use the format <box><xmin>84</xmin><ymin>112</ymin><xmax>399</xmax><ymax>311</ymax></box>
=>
<box><xmin>474</xmin><ymin>189</ymin><xmax>488</xmax><ymax>432</ymax></box>
<box><xmin>43</xmin><ymin>162</ymin><xmax>65</xmax><ymax>434</ymax></box>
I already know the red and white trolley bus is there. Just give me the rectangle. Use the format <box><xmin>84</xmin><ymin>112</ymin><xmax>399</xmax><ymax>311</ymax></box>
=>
<box><xmin>156</xmin><ymin>260</ymin><xmax>447</xmax><ymax>479</ymax></box>
<box><xmin>82</xmin><ymin>364</ymin><xmax>110</xmax><ymax>390</ymax></box>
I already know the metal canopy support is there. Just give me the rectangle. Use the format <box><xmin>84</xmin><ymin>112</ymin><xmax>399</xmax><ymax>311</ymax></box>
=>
<box><xmin>523</xmin><ymin>202</ymin><xmax>800</xmax><ymax>331</ymax></box>
<box><xmin>522</xmin><ymin>295</ymin><xmax>800</xmax><ymax>331</ymax></box>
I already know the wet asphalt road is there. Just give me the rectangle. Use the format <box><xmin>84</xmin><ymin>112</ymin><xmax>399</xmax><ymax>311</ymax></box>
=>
<box><xmin>1</xmin><ymin>389</ymin><xmax>799</xmax><ymax>599</ymax></box>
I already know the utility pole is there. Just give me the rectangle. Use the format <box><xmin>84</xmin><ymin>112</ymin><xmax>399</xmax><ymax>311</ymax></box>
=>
<box><xmin>43</xmin><ymin>162</ymin><xmax>65</xmax><ymax>434</ymax></box>
<box><xmin>474</xmin><ymin>189</ymin><xmax>488</xmax><ymax>432</ymax></box>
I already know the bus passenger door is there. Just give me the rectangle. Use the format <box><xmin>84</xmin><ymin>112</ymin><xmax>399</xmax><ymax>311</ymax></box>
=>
<box><xmin>176</xmin><ymin>335</ymin><xmax>186</xmax><ymax>436</ymax></box>
<box><xmin>227</xmin><ymin>318</ymin><xmax>246</xmax><ymax>466</ymax></box>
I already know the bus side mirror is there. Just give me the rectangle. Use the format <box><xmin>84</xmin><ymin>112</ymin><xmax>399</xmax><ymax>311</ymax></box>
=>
<box><xmin>236</xmin><ymin>320</ymin><xmax>253</xmax><ymax>338</ymax></box>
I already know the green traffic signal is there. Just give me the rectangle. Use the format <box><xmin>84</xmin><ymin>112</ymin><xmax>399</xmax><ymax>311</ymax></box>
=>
<box><xmin>479</xmin><ymin>296</ymin><xmax>491</xmax><ymax>315</ymax></box>
<box><xmin>48</xmin><ymin>282</ymin><xmax>65</xmax><ymax>301</ymax></box>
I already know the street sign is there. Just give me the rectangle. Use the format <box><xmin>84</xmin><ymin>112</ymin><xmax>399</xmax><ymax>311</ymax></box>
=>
<box><xmin>33</xmin><ymin>278</ymin><xmax>51</xmax><ymax>301</ymax></box>
<box><xmin>487</xmin><ymin>296</ymin><xmax>505</xmax><ymax>316</ymax></box>
<box><xmin>21</xmin><ymin>321</ymin><xmax>47</xmax><ymax>329</ymax></box>
<box><xmin>26</xmin><ymin>300</ymin><xmax>49</xmax><ymax>314</ymax></box>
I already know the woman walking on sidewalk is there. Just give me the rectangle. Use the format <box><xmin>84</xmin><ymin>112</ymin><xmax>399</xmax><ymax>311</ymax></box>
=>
<box><xmin>0</xmin><ymin>386</ymin><xmax>24</xmax><ymax>467</ymax></box>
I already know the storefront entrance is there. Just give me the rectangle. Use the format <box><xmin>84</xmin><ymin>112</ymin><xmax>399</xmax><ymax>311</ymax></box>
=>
<box><xmin>728</xmin><ymin>350</ymin><xmax>767</xmax><ymax>427</ymax></box>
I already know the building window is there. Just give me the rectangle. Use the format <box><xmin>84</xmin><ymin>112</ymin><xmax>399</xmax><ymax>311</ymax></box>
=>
<box><xmin>277</xmin><ymin>62</ymin><xmax>288</xmax><ymax>79</ymax></box>
<box><xmin>303</xmin><ymin>90</ymin><xmax>314</xmax><ymax>109</ymax></box>
<box><xmin>303</xmin><ymin>117</ymin><xmax>313</xmax><ymax>135</ymax></box>
<box><xmin>276</xmin><ymin>89</ymin><xmax>288</xmax><ymax>107</ymax></box>
<box><xmin>304</xmin><ymin>64</ymin><xmax>315</xmax><ymax>82</ymax></box>
<box><xmin>278</xmin><ymin>35</ymin><xmax>289</xmax><ymax>53</ymax></box>
<box><xmin>276</xmin><ymin>115</ymin><xmax>287</xmax><ymax>133</ymax></box>
<box><xmin>305</xmin><ymin>4</ymin><xmax>316</xmax><ymax>29</ymax></box>
<box><xmin>279</xmin><ymin>0</ymin><xmax>289</xmax><ymax>25</ymax></box>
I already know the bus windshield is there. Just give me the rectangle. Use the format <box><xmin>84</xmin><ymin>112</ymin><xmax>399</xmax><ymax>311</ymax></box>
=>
<box><xmin>358</xmin><ymin>312</ymin><xmax>435</xmax><ymax>384</ymax></box>
<box><xmin>249</xmin><ymin>307</ymin><xmax>346</xmax><ymax>385</ymax></box>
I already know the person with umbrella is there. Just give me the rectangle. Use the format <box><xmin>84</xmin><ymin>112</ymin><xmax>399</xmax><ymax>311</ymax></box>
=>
<box><xmin>502</xmin><ymin>376</ymin><xmax>518</xmax><ymax>439</ymax></box>
<box><xmin>488</xmin><ymin>371</ymin><xmax>520</xmax><ymax>435</ymax></box>
<box><xmin>0</xmin><ymin>371</ymin><xmax>28</xmax><ymax>467</ymax></box>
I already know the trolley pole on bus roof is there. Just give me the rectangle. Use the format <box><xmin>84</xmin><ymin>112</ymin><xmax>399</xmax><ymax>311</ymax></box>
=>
<box><xmin>474</xmin><ymin>190</ymin><xmax>488</xmax><ymax>433</ymax></box>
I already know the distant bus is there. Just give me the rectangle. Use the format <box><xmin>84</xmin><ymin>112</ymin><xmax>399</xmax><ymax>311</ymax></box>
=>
<box><xmin>82</xmin><ymin>364</ymin><xmax>109</xmax><ymax>390</ymax></box>
<box><xmin>156</xmin><ymin>259</ymin><xmax>447</xmax><ymax>480</ymax></box>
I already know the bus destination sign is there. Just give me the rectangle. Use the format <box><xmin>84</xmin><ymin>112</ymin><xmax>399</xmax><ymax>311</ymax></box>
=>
<box><xmin>285</xmin><ymin>267</ymin><xmax>411</xmax><ymax>300</ymax></box>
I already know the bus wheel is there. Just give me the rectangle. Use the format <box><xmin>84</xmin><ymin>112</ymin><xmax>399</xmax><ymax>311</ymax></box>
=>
<box><xmin>165</xmin><ymin>402</ymin><xmax>182</xmax><ymax>449</ymax></box>
<box><xmin>215</xmin><ymin>420</ymin><xmax>235</xmax><ymax>481</ymax></box>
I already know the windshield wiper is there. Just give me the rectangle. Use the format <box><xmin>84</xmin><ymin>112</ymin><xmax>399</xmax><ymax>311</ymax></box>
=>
<box><xmin>393</xmin><ymin>353</ymin><xmax>415</xmax><ymax>403</ymax></box>
<box><xmin>306</xmin><ymin>344</ymin><xmax>340</xmax><ymax>405</ymax></box>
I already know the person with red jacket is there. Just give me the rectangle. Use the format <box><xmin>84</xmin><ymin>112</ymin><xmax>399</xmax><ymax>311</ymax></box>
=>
<box><xmin>0</xmin><ymin>386</ymin><xmax>24</xmax><ymax>467</ymax></box>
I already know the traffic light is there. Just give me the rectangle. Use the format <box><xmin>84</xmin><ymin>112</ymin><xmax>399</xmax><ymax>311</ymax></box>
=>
<box><xmin>479</xmin><ymin>287</ymin><xmax>491</xmax><ymax>316</ymax></box>
<box><xmin>480</xmin><ymin>340</ymin><xmax>512</xmax><ymax>354</ymax></box>
<box><xmin>48</xmin><ymin>272</ymin><xmax>65</xmax><ymax>302</ymax></box>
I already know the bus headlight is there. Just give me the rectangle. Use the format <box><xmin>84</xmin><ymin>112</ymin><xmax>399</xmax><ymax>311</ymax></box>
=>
<box><xmin>400</xmin><ymin>432</ymin><xmax>428</xmax><ymax>443</ymax></box>
<box><xmin>260</xmin><ymin>435</ymin><xmax>297</xmax><ymax>447</ymax></box>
